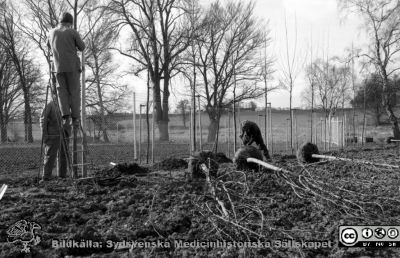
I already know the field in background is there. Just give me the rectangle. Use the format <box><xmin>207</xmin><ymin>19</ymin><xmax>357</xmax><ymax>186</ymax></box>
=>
<box><xmin>4</xmin><ymin>108</ymin><xmax>395</xmax><ymax>148</ymax></box>
<box><xmin>1</xmin><ymin>108</ymin><xmax>396</xmax><ymax>175</ymax></box>
<box><xmin>83</xmin><ymin>108</ymin><xmax>394</xmax><ymax>152</ymax></box>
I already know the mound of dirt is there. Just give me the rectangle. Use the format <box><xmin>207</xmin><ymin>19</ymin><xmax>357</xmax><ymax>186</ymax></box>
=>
<box><xmin>82</xmin><ymin>163</ymin><xmax>148</xmax><ymax>187</ymax></box>
<box><xmin>234</xmin><ymin>146</ymin><xmax>263</xmax><ymax>171</ymax></box>
<box><xmin>215</xmin><ymin>152</ymin><xmax>232</xmax><ymax>163</ymax></box>
<box><xmin>156</xmin><ymin>158</ymin><xmax>188</xmax><ymax>170</ymax></box>
<box><xmin>95</xmin><ymin>163</ymin><xmax>148</xmax><ymax>178</ymax></box>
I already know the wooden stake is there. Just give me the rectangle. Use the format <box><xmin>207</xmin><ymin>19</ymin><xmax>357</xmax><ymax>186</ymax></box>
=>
<box><xmin>139</xmin><ymin>104</ymin><xmax>144</xmax><ymax>164</ymax></box>
<box><xmin>80</xmin><ymin>52</ymin><xmax>87</xmax><ymax>177</ymax></box>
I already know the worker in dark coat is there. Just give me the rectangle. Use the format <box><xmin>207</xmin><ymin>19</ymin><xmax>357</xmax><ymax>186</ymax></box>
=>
<box><xmin>40</xmin><ymin>100</ymin><xmax>68</xmax><ymax>181</ymax></box>
<box><xmin>239</xmin><ymin>120</ymin><xmax>271</xmax><ymax>160</ymax></box>
<box><xmin>47</xmin><ymin>12</ymin><xmax>85</xmax><ymax>134</ymax></box>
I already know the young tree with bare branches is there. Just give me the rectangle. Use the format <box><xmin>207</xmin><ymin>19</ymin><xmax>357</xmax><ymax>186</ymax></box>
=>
<box><xmin>278</xmin><ymin>13</ymin><xmax>305</xmax><ymax>153</ymax></box>
<box><xmin>194</xmin><ymin>0</ymin><xmax>269</xmax><ymax>143</ymax></box>
<box><xmin>304</xmin><ymin>57</ymin><xmax>352</xmax><ymax>118</ymax></box>
<box><xmin>0</xmin><ymin>4</ymin><xmax>39</xmax><ymax>142</ymax></box>
<box><xmin>83</xmin><ymin>5</ymin><xmax>126</xmax><ymax>142</ymax></box>
<box><xmin>108</xmin><ymin>0</ymin><xmax>193</xmax><ymax>141</ymax></box>
<box><xmin>339</xmin><ymin>0</ymin><xmax>400</xmax><ymax>138</ymax></box>
<box><xmin>0</xmin><ymin>50</ymin><xmax>20</xmax><ymax>143</ymax></box>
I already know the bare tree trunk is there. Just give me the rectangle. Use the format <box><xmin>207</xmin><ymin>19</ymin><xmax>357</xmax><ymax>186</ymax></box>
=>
<box><xmin>375</xmin><ymin>108</ymin><xmax>381</xmax><ymax>126</ymax></box>
<box><xmin>158</xmin><ymin>72</ymin><xmax>170</xmax><ymax>141</ymax></box>
<box><xmin>386</xmin><ymin>105</ymin><xmax>400</xmax><ymax>138</ymax></box>
<box><xmin>382</xmin><ymin>73</ymin><xmax>400</xmax><ymax>138</ymax></box>
<box><xmin>0</xmin><ymin>110</ymin><xmax>7</xmax><ymax>143</ymax></box>
<box><xmin>214</xmin><ymin>111</ymin><xmax>221</xmax><ymax>153</ymax></box>
<box><xmin>22</xmin><ymin>87</ymin><xmax>33</xmax><ymax>143</ymax></box>
<box><xmin>96</xmin><ymin>81</ymin><xmax>109</xmax><ymax>143</ymax></box>
<box><xmin>146</xmin><ymin>72</ymin><xmax>151</xmax><ymax>164</ymax></box>
<box><xmin>94</xmin><ymin>59</ymin><xmax>109</xmax><ymax>143</ymax></box>
<box><xmin>208</xmin><ymin>116</ymin><xmax>218</xmax><ymax>143</ymax></box>
<box><xmin>383</xmin><ymin>91</ymin><xmax>400</xmax><ymax>138</ymax></box>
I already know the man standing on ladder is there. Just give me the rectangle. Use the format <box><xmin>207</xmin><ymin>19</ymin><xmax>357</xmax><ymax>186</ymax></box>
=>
<box><xmin>40</xmin><ymin>100</ymin><xmax>68</xmax><ymax>181</ymax></box>
<box><xmin>47</xmin><ymin>12</ymin><xmax>85</xmax><ymax>137</ymax></box>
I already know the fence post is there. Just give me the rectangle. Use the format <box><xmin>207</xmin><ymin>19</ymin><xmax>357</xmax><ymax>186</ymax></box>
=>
<box><xmin>228</xmin><ymin>111</ymin><xmax>231</xmax><ymax>157</ymax></box>
<box><xmin>343</xmin><ymin>113</ymin><xmax>346</xmax><ymax>148</ymax></box>
<box><xmin>225</xmin><ymin>115</ymin><xmax>228</xmax><ymax>153</ymax></box>
<box><xmin>197</xmin><ymin>95</ymin><xmax>202</xmax><ymax>151</ymax></box>
<box><xmin>139</xmin><ymin>104</ymin><xmax>144</xmax><ymax>164</ymax></box>
<box><xmin>133</xmin><ymin>92</ymin><xmax>137</xmax><ymax>160</ymax></box>
<box><xmin>268</xmin><ymin>103</ymin><xmax>273</xmax><ymax>154</ymax></box>
<box><xmin>189</xmin><ymin>105</ymin><xmax>193</xmax><ymax>155</ymax></box>
<box><xmin>117</xmin><ymin>123</ymin><xmax>119</xmax><ymax>143</ymax></box>
<box><xmin>321</xmin><ymin>117</ymin><xmax>325</xmax><ymax>151</ymax></box>
<box><xmin>286</xmin><ymin>118</ymin><xmax>290</xmax><ymax>153</ymax></box>
<box><xmin>152</xmin><ymin>99</ymin><xmax>155</xmax><ymax>164</ymax></box>
<box><xmin>294</xmin><ymin>109</ymin><xmax>298</xmax><ymax>150</ymax></box>
<box><xmin>233</xmin><ymin>103</ymin><xmax>236</xmax><ymax>153</ymax></box>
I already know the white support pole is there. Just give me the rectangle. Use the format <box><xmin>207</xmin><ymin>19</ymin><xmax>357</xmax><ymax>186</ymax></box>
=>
<box><xmin>133</xmin><ymin>92</ymin><xmax>137</xmax><ymax>160</ymax></box>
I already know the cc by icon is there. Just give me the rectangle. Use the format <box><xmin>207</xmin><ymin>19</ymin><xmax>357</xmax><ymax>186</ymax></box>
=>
<box><xmin>341</xmin><ymin>228</ymin><xmax>358</xmax><ymax>246</ymax></box>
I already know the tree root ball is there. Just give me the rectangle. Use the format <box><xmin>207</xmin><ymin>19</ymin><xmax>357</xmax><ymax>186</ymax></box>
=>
<box><xmin>234</xmin><ymin>146</ymin><xmax>263</xmax><ymax>171</ymax></box>
<box><xmin>386</xmin><ymin>136</ymin><xmax>397</xmax><ymax>144</ymax></box>
<box><xmin>297</xmin><ymin>142</ymin><xmax>320</xmax><ymax>163</ymax></box>
<box><xmin>191</xmin><ymin>151</ymin><xmax>219</xmax><ymax>179</ymax></box>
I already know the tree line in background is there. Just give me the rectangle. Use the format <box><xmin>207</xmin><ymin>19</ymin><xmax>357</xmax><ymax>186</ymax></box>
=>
<box><xmin>0</xmin><ymin>0</ymin><xmax>399</xmax><ymax>144</ymax></box>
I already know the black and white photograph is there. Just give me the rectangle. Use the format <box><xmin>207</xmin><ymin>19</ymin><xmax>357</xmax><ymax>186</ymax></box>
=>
<box><xmin>1</xmin><ymin>0</ymin><xmax>400</xmax><ymax>257</ymax></box>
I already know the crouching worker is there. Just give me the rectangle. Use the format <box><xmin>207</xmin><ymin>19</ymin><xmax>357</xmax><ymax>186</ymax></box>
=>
<box><xmin>40</xmin><ymin>100</ymin><xmax>69</xmax><ymax>181</ymax></box>
<box><xmin>239</xmin><ymin>120</ymin><xmax>271</xmax><ymax>160</ymax></box>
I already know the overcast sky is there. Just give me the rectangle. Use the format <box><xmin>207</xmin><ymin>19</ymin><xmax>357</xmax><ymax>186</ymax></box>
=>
<box><xmin>120</xmin><ymin>0</ymin><xmax>367</xmax><ymax>111</ymax></box>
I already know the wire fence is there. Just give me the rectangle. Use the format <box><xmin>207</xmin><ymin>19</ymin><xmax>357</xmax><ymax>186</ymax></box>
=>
<box><xmin>0</xmin><ymin>108</ymin><xmax>393</xmax><ymax>176</ymax></box>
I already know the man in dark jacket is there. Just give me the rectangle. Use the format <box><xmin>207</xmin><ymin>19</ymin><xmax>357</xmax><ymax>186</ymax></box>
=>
<box><xmin>239</xmin><ymin>120</ymin><xmax>271</xmax><ymax>160</ymax></box>
<box><xmin>47</xmin><ymin>12</ymin><xmax>85</xmax><ymax>134</ymax></box>
<box><xmin>40</xmin><ymin>100</ymin><xmax>68</xmax><ymax>181</ymax></box>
